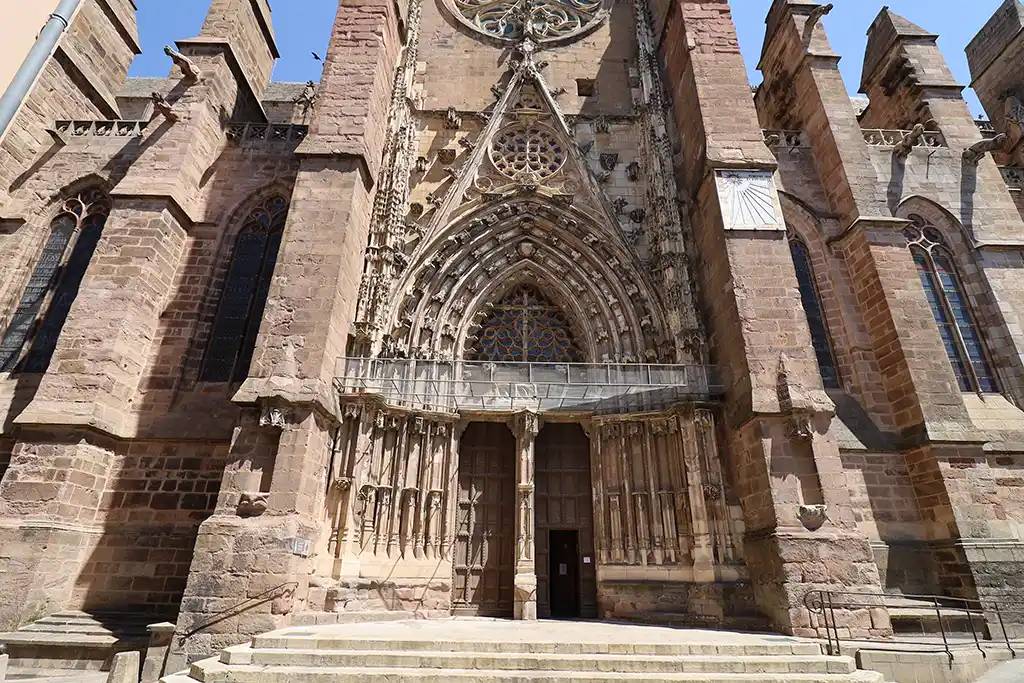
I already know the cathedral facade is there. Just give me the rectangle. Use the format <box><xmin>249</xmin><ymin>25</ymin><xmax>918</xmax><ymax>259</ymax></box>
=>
<box><xmin>1</xmin><ymin>0</ymin><xmax>1024</xmax><ymax>667</ymax></box>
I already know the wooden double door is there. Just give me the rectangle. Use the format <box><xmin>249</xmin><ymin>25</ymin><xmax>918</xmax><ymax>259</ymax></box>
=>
<box><xmin>452</xmin><ymin>421</ymin><xmax>596</xmax><ymax>619</ymax></box>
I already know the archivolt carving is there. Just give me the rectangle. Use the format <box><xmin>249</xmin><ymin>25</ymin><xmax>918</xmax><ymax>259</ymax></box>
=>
<box><xmin>385</xmin><ymin>198</ymin><xmax>672</xmax><ymax>363</ymax></box>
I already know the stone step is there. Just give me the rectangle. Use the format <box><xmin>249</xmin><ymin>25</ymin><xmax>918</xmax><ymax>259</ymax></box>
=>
<box><xmin>248</xmin><ymin>634</ymin><xmax>825</xmax><ymax>657</ymax></box>
<box><xmin>617</xmin><ymin>612</ymin><xmax>773</xmax><ymax>633</ymax></box>
<box><xmin>887</xmin><ymin>599</ymin><xmax>990</xmax><ymax>637</ymax></box>
<box><xmin>178</xmin><ymin>661</ymin><xmax>887</xmax><ymax>683</ymax></box>
<box><xmin>0</xmin><ymin>611</ymin><xmax>153</xmax><ymax>670</ymax></box>
<box><xmin>218</xmin><ymin>649</ymin><xmax>858</xmax><ymax>675</ymax></box>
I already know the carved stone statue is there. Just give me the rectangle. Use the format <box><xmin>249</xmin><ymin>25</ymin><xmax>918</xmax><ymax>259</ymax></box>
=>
<box><xmin>164</xmin><ymin>45</ymin><xmax>202</xmax><ymax>83</ymax></box>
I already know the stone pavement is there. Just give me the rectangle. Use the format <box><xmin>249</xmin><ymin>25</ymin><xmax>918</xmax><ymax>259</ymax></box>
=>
<box><xmin>972</xmin><ymin>659</ymin><xmax>1024</xmax><ymax>683</ymax></box>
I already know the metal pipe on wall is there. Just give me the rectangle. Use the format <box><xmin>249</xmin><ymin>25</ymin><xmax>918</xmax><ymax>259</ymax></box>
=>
<box><xmin>0</xmin><ymin>0</ymin><xmax>85</xmax><ymax>143</ymax></box>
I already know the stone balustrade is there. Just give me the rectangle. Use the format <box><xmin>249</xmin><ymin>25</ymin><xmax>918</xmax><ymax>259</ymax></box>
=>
<box><xmin>976</xmin><ymin>119</ymin><xmax>997</xmax><ymax>138</ymax></box>
<box><xmin>861</xmin><ymin>128</ymin><xmax>947</xmax><ymax>149</ymax></box>
<box><xmin>1002</xmin><ymin>166</ymin><xmax>1024</xmax><ymax>189</ymax></box>
<box><xmin>762</xmin><ymin>129</ymin><xmax>808</xmax><ymax>148</ymax></box>
<box><xmin>53</xmin><ymin>119</ymin><xmax>149</xmax><ymax>138</ymax></box>
<box><xmin>225</xmin><ymin>122</ymin><xmax>309</xmax><ymax>143</ymax></box>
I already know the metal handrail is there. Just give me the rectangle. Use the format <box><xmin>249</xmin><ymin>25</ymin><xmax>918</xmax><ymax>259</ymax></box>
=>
<box><xmin>181</xmin><ymin>581</ymin><xmax>298</xmax><ymax>640</ymax></box>
<box><xmin>805</xmin><ymin>590</ymin><xmax>1024</xmax><ymax>663</ymax></box>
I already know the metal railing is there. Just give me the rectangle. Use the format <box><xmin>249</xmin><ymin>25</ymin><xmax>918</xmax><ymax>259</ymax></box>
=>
<box><xmin>335</xmin><ymin>358</ymin><xmax>724</xmax><ymax>415</ymax></box>
<box><xmin>181</xmin><ymin>581</ymin><xmax>297</xmax><ymax>641</ymax></box>
<box><xmin>806</xmin><ymin>590</ymin><xmax>1024</xmax><ymax>663</ymax></box>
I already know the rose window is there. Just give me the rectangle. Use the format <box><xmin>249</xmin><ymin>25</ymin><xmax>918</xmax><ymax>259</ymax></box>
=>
<box><xmin>489</xmin><ymin>125</ymin><xmax>566</xmax><ymax>181</ymax></box>
<box><xmin>452</xmin><ymin>0</ymin><xmax>605</xmax><ymax>42</ymax></box>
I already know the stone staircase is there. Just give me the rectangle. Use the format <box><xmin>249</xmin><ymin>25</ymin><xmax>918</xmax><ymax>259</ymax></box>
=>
<box><xmin>163</xmin><ymin>619</ymin><xmax>890</xmax><ymax>683</ymax></box>
<box><xmin>0</xmin><ymin>610</ymin><xmax>152</xmax><ymax>670</ymax></box>
<box><xmin>886</xmin><ymin>596</ymin><xmax>990</xmax><ymax>639</ymax></box>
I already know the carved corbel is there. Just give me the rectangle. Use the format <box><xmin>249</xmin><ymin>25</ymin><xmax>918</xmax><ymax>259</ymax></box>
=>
<box><xmin>798</xmin><ymin>504</ymin><xmax>828</xmax><ymax>531</ymax></box>
<box><xmin>626</xmin><ymin>161</ymin><xmax>641</xmax><ymax>181</ymax></box>
<box><xmin>164</xmin><ymin>45</ymin><xmax>202</xmax><ymax>83</ymax></box>
<box><xmin>963</xmin><ymin>133</ymin><xmax>1008</xmax><ymax>165</ymax></box>
<box><xmin>599</xmin><ymin>152</ymin><xmax>619</xmax><ymax>171</ymax></box>
<box><xmin>236</xmin><ymin>492</ymin><xmax>268</xmax><ymax>518</ymax></box>
<box><xmin>612</xmin><ymin>198</ymin><xmax>628</xmax><ymax>215</ymax></box>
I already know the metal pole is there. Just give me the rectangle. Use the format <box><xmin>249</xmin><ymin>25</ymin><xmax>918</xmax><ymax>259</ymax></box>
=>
<box><xmin>0</xmin><ymin>0</ymin><xmax>84</xmax><ymax>143</ymax></box>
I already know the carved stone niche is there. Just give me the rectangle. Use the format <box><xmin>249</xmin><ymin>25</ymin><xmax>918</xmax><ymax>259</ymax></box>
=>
<box><xmin>437</xmin><ymin>148</ymin><xmax>457</xmax><ymax>165</ymax></box>
<box><xmin>626</xmin><ymin>161</ymin><xmax>641</xmax><ymax>181</ymax></box>
<box><xmin>259</xmin><ymin>404</ymin><xmax>288</xmax><ymax>430</ymax></box>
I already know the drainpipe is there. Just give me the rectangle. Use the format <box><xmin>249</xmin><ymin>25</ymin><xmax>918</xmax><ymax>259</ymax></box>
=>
<box><xmin>0</xmin><ymin>0</ymin><xmax>85</xmax><ymax>143</ymax></box>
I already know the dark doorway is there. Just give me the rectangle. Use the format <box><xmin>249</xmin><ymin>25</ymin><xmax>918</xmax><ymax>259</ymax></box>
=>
<box><xmin>548</xmin><ymin>530</ymin><xmax>580</xmax><ymax>618</ymax></box>
<box><xmin>535</xmin><ymin>423</ymin><xmax>597</xmax><ymax>619</ymax></box>
<box><xmin>452</xmin><ymin>422</ymin><xmax>516</xmax><ymax>617</ymax></box>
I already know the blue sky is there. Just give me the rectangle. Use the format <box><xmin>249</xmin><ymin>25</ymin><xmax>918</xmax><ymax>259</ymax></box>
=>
<box><xmin>129</xmin><ymin>0</ymin><xmax>1003</xmax><ymax>116</ymax></box>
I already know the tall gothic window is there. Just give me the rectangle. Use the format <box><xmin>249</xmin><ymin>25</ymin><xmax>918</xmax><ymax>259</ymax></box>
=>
<box><xmin>903</xmin><ymin>218</ymin><xmax>998</xmax><ymax>394</ymax></box>
<box><xmin>0</xmin><ymin>189</ymin><xmax>110</xmax><ymax>373</ymax></box>
<box><xmin>200</xmin><ymin>196</ymin><xmax>288</xmax><ymax>383</ymax></box>
<box><xmin>788</xmin><ymin>236</ymin><xmax>840</xmax><ymax>389</ymax></box>
<box><xmin>470</xmin><ymin>284</ymin><xmax>584</xmax><ymax>363</ymax></box>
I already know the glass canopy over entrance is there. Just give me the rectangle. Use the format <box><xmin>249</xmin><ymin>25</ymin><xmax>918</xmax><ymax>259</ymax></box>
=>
<box><xmin>334</xmin><ymin>358</ymin><xmax>723</xmax><ymax>415</ymax></box>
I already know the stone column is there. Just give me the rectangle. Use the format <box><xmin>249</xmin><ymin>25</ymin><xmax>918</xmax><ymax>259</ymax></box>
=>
<box><xmin>510</xmin><ymin>411</ymin><xmax>540</xmax><ymax>620</ymax></box>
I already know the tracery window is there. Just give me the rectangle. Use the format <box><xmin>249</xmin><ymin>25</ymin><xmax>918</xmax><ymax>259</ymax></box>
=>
<box><xmin>903</xmin><ymin>217</ymin><xmax>998</xmax><ymax>394</ymax></box>
<box><xmin>453</xmin><ymin>0</ymin><xmax>605</xmax><ymax>42</ymax></box>
<box><xmin>470</xmin><ymin>284</ymin><xmax>584</xmax><ymax>363</ymax></box>
<box><xmin>490</xmin><ymin>124</ymin><xmax>567</xmax><ymax>181</ymax></box>
<box><xmin>200</xmin><ymin>196</ymin><xmax>288</xmax><ymax>383</ymax></box>
<box><xmin>788</xmin><ymin>236</ymin><xmax>840</xmax><ymax>389</ymax></box>
<box><xmin>0</xmin><ymin>189</ymin><xmax>110</xmax><ymax>373</ymax></box>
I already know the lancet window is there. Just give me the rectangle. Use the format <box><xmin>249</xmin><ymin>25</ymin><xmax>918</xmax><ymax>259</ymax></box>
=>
<box><xmin>788</xmin><ymin>236</ymin><xmax>840</xmax><ymax>389</ymax></box>
<box><xmin>903</xmin><ymin>219</ymin><xmax>998</xmax><ymax>394</ymax></box>
<box><xmin>470</xmin><ymin>284</ymin><xmax>584</xmax><ymax>363</ymax></box>
<box><xmin>0</xmin><ymin>189</ymin><xmax>110</xmax><ymax>373</ymax></box>
<box><xmin>200</xmin><ymin>196</ymin><xmax>288</xmax><ymax>383</ymax></box>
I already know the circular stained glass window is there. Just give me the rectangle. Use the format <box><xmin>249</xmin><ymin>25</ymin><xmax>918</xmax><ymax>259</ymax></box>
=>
<box><xmin>489</xmin><ymin>125</ymin><xmax>566</xmax><ymax>181</ymax></box>
<box><xmin>452</xmin><ymin>0</ymin><xmax>605</xmax><ymax>42</ymax></box>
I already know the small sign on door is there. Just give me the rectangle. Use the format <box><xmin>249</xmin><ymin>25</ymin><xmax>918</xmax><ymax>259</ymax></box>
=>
<box><xmin>583</xmin><ymin>556</ymin><xmax>591</xmax><ymax>564</ymax></box>
<box><xmin>558</xmin><ymin>563</ymin><xmax>568</xmax><ymax>575</ymax></box>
